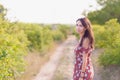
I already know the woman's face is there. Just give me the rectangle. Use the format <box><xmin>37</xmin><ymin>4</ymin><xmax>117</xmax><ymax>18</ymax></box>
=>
<box><xmin>76</xmin><ymin>20</ymin><xmax>86</xmax><ymax>34</ymax></box>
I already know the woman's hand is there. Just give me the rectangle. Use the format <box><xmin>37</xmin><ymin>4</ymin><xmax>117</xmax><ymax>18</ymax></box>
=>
<box><xmin>80</xmin><ymin>72</ymin><xmax>84</xmax><ymax>77</ymax></box>
<box><xmin>79</xmin><ymin>77</ymin><xmax>83</xmax><ymax>80</ymax></box>
<box><xmin>79</xmin><ymin>72</ymin><xmax>84</xmax><ymax>80</ymax></box>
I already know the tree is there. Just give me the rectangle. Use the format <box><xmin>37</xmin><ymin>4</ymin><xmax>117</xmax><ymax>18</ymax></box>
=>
<box><xmin>88</xmin><ymin>0</ymin><xmax>120</xmax><ymax>24</ymax></box>
<box><xmin>0</xmin><ymin>4</ymin><xmax>7</xmax><ymax>21</ymax></box>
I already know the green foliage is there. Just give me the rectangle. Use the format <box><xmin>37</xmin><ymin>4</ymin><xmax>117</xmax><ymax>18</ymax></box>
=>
<box><xmin>99</xmin><ymin>48</ymin><xmax>120</xmax><ymax>66</ymax></box>
<box><xmin>58</xmin><ymin>24</ymin><xmax>70</xmax><ymax>39</ymax></box>
<box><xmin>72</xmin><ymin>26</ymin><xmax>80</xmax><ymax>39</ymax></box>
<box><xmin>18</xmin><ymin>23</ymin><xmax>44</xmax><ymax>52</ymax></box>
<box><xmin>103</xmin><ymin>19</ymin><xmax>120</xmax><ymax>48</ymax></box>
<box><xmin>94</xmin><ymin>19</ymin><xmax>120</xmax><ymax>66</ymax></box>
<box><xmin>41</xmin><ymin>26</ymin><xmax>54</xmax><ymax>53</ymax></box>
<box><xmin>0</xmin><ymin>21</ymin><xmax>29</xmax><ymax>80</ymax></box>
<box><xmin>17</xmin><ymin>23</ymin><xmax>70</xmax><ymax>54</ymax></box>
<box><xmin>96</xmin><ymin>0</ymin><xmax>119</xmax><ymax>6</ymax></box>
<box><xmin>93</xmin><ymin>24</ymin><xmax>105</xmax><ymax>48</ymax></box>
<box><xmin>52</xmin><ymin>30</ymin><xmax>65</xmax><ymax>42</ymax></box>
<box><xmin>0</xmin><ymin>4</ymin><xmax>7</xmax><ymax>21</ymax></box>
<box><xmin>88</xmin><ymin>0</ymin><xmax>120</xmax><ymax>24</ymax></box>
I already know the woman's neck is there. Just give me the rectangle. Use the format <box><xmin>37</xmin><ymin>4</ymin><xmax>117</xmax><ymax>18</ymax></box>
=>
<box><xmin>80</xmin><ymin>32</ymin><xmax>84</xmax><ymax>39</ymax></box>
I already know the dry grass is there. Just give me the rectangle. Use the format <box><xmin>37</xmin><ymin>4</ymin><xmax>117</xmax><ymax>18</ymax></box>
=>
<box><xmin>92</xmin><ymin>48</ymin><xmax>120</xmax><ymax>80</ymax></box>
<box><xmin>17</xmin><ymin>43</ymin><xmax>59</xmax><ymax>80</ymax></box>
<box><xmin>100</xmin><ymin>65</ymin><xmax>120</xmax><ymax>80</ymax></box>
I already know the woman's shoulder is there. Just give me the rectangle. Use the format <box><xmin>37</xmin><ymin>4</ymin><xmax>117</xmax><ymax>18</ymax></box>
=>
<box><xmin>80</xmin><ymin>37</ymin><xmax>93</xmax><ymax>53</ymax></box>
<box><xmin>82</xmin><ymin>37</ymin><xmax>90</xmax><ymax>49</ymax></box>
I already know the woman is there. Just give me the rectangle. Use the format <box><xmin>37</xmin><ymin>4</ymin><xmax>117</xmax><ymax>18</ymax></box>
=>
<box><xmin>73</xmin><ymin>17</ymin><xmax>95</xmax><ymax>80</ymax></box>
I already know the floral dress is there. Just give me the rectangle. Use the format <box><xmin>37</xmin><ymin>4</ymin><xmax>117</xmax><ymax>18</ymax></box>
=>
<box><xmin>73</xmin><ymin>44</ymin><xmax>94</xmax><ymax>80</ymax></box>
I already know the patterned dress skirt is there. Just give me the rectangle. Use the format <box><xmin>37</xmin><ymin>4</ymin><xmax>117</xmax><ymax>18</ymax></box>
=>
<box><xmin>73</xmin><ymin>45</ymin><xmax>94</xmax><ymax>80</ymax></box>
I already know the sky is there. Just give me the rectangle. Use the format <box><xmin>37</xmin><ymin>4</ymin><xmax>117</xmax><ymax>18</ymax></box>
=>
<box><xmin>0</xmin><ymin>0</ymin><xmax>101</xmax><ymax>24</ymax></box>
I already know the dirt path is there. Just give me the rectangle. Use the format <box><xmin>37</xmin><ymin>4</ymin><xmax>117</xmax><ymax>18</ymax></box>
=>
<box><xmin>51</xmin><ymin>35</ymin><xmax>76</xmax><ymax>80</ymax></box>
<box><xmin>33</xmin><ymin>35</ymin><xmax>75</xmax><ymax>80</ymax></box>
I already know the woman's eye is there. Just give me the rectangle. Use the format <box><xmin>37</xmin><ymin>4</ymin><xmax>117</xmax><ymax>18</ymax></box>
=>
<box><xmin>76</xmin><ymin>24</ymin><xmax>83</xmax><ymax>27</ymax></box>
<box><xmin>76</xmin><ymin>24</ymin><xmax>78</xmax><ymax>26</ymax></box>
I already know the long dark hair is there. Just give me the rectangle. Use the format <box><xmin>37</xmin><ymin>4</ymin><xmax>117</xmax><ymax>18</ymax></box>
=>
<box><xmin>76</xmin><ymin>17</ymin><xmax>95</xmax><ymax>49</ymax></box>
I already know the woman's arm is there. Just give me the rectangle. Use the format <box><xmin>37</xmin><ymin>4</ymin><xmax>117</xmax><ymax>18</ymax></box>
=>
<box><xmin>81</xmin><ymin>38</ymin><xmax>90</xmax><ymax>73</ymax></box>
<box><xmin>82</xmin><ymin>52</ymin><xmax>88</xmax><ymax>72</ymax></box>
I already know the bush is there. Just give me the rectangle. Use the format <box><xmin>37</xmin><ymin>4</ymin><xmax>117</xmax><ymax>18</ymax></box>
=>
<box><xmin>58</xmin><ymin>24</ymin><xmax>70</xmax><ymax>39</ymax></box>
<box><xmin>17</xmin><ymin>23</ymin><xmax>70</xmax><ymax>55</ymax></box>
<box><xmin>99</xmin><ymin>48</ymin><xmax>120</xmax><ymax>66</ymax></box>
<box><xmin>52</xmin><ymin>30</ymin><xmax>65</xmax><ymax>42</ymax></box>
<box><xmin>0</xmin><ymin>21</ymin><xmax>29</xmax><ymax>80</ymax></box>
<box><xmin>95</xmin><ymin>19</ymin><xmax>120</xmax><ymax>66</ymax></box>
<box><xmin>92</xmin><ymin>24</ymin><xmax>105</xmax><ymax>48</ymax></box>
